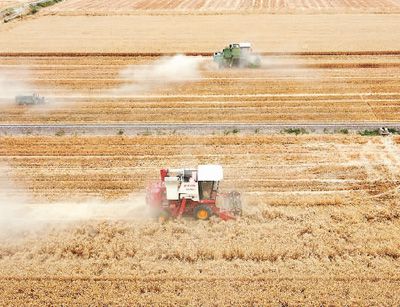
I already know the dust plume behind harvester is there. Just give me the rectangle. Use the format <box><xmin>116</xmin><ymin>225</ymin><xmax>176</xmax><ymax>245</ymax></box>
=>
<box><xmin>146</xmin><ymin>165</ymin><xmax>242</xmax><ymax>221</ymax></box>
<box><xmin>213</xmin><ymin>42</ymin><xmax>261</xmax><ymax>68</ymax></box>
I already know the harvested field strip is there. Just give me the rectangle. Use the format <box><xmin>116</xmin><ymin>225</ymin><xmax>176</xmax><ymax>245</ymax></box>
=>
<box><xmin>2</xmin><ymin>51</ymin><xmax>400</xmax><ymax>57</ymax></box>
<box><xmin>1</xmin><ymin>134</ymin><xmax>399</xmax><ymax>200</ymax></box>
<box><xmin>7</xmin><ymin>171</ymin><xmax>369</xmax><ymax>182</ymax></box>
<box><xmin>2</xmin><ymin>54</ymin><xmax>400</xmax><ymax>64</ymax></box>
<box><xmin>0</xmin><ymin>54</ymin><xmax>399</xmax><ymax>124</ymax></box>
<box><xmin>2</xmin><ymin>275</ymin><xmax>400</xmax><ymax>282</ymax></box>
<box><xmin>0</xmin><ymin>134</ymin><xmax>377</xmax><ymax>145</ymax></box>
<box><xmin>4</xmin><ymin>93</ymin><xmax>400</xmax><ymax>98</ymax></box>
<box><xmin>8</xmin><ymin>78</ymin><xmax>400</xmax><ymax>87</ymax></box>
<box><xmin>5</xmin><ymin>77</ymin><xmax>400</xmax><ymax>82</ymax></box>
<box><xmin>1</xmin><ymin>55</ymin><xmax>399</xmax><ymax>69</ymax></box>
<box><xmin>6</xmin><ymin>73</ymin><xmax>400</xmax><ymax>79</ymax></box>
<box><xmin>44</xmin><ymin>0</ymin><xmax>400</xmax><ymax>14</ymax></box>
<box><xmin>0</xmin><ymin>208</ymin><xmax>399</xmax><ymax>305</ymax></box>
<box><xmin>1</xmin><ymin>15</ymin><xmax>400</xmax><ymax>53</ymax></box>
<box><xmin>1</xmin><ymin>277</ymin><xmax>399</xmax><ymax>305</ymax></box>
<box><xmin>31</xmin><ymin>0</ymin><xmax>400</xmax><ymax>15</ymax></box>
<box><xmin>3</xmin><ymin>101</ymin><xmax>400</xmax><ymax>110</ymax></box>
<box><xmin>0</xmin><ymin>114</ymin><xmax>392</xmax><ymax>123</ymax></box>
<box><xmin>0</xmin><ymin>0</ymin><xmax>33</xmax><ymax>11</ymax></box>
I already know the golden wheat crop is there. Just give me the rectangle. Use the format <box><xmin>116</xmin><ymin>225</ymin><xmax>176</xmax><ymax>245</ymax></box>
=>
<box><xmin>0</xmin><ymin>133</ymin><xmax>399</xmax><ymax>305</ymax></box>
<box><xmin>1</xmin><ymin>54</ymin><xmax>400</xmax><ymax>124</ymax></box>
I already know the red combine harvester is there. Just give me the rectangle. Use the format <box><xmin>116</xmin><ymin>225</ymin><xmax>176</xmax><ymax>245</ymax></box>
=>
<box><xmin>146</xmin><ymin>165</ymin><xmax>242</xmax><ymax>221</ymax></box>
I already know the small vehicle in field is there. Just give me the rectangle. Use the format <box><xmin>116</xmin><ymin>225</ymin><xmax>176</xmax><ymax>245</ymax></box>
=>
<box><xmin>15</xmin><ymin>93</ymin><xmax>45</xmax><ymax>105</ymax></box>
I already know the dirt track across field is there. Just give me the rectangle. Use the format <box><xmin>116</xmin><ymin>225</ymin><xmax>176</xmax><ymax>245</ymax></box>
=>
<box><xmin>2</xmin><ymin>122</ymin><xmax>400</xmax><ymax>135</ymax></box>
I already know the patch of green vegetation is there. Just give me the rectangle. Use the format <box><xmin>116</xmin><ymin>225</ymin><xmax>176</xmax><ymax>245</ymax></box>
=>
<box><xmin>282</xmin><ymin>128</ymin><xmax>308</xmax><ymax>135</ymax></box>
<box><xmin>358</xmin><ymin>129</ymin><xmax>380</xmax><ymax>136</ymax></box>
<box><xmin>337</xmin><ymin>128</ymin><xmax>349</xmax><ymax>134</ymax></box>
<box><xmin>29</xmin><ymin>6</ymin><xmax>38</xmax><ymax>14</ymax></box>
<box><xmin>2</xmin><ymin>8</ymin><xmax>15</xmax><ymax>16</ymax></box>
<box><xmin>139</xmin><ymin>130</ymin><xmax>152</xmax><ymax>136</ymax></box>
<box><xmin>29</xmin><ymin>0</ymin><xmax>63</xmax><ymax>15</ymax></box>
<box><xmin>388</xmin><ymin>128</ymin><xmax>400</xmax><ymax>134</ymax></box>
<box><xmin>55</xmin><ymin>130</ymin><xmax>65</xmax><ymax>137</ymax></box>
<box><xmin>36</xmin><ymin>0</ymin><xmax>63</xmax><ymax>8</ymax></box>
<box><xmin>3</xmin><ymin>0</ymin><xmax>63</xmax><ymax>22</ymax></box>
<box><xmin>224</xmin><ymin>128</ymin><xmax>240</xmax><ymax>135</ymax></box>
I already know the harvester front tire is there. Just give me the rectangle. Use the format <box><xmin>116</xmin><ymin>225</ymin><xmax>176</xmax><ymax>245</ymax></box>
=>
<box><xmin>194</xmin><ymin>205</ymin><xmax>212</xmax><ymax>220</ymax></box>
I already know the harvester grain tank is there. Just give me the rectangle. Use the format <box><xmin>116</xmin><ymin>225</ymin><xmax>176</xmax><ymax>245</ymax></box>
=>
<box><xmin>15</xmin><ymin>93</ymin><xmax>45</xmax><ymax>105</ymax></box>
<box><xmin>213</xmin><ymin>42</ymin><xmax>261</xmax><ymax>68</ymax></box>
<box><xmin>146</xmin><ymin>165</ymin><xmax>242</xmax><ymax>221</ymax></box>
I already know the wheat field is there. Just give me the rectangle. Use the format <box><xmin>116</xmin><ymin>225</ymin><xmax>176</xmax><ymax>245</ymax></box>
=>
<box><xmin>1</xmin><ymin>0</ymin><xmax>400</xmax><ymax>304</ymax></box>
<box><xmin>0</xmin><ymin>134</ymin><xmax>399</xmax><ymax>304</ymax></box>
<box><xmin>1</xmin><ymin>54</ymin><xmax>400</xmax><ymax>124</ymax></box>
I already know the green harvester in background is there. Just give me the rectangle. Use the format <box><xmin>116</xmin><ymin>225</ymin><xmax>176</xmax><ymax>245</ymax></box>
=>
<box><xmin>213</xmin><ymin>42</ymin><xmax>261</xmax><ymax>68</ymax></box>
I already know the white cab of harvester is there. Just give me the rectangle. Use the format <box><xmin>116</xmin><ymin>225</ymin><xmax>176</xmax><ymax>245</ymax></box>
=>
<box><xmin>198</xmin><ymin>165</ymin><xmax>223</xmax><ymax>181</ymax></box>
<box><xmin>239</xmin><ymin>42</ymin><xmax>252</xmax><ymax>48</ymax></box>
<box><xmin>239</xmin><ymin>42</ymin><xmax>252</xmax><ymax>52</ymax></box>
<box><xmin>164</xmin><ymin>165</ymin><xmax>223</xmax><ymax>202</ymax></box>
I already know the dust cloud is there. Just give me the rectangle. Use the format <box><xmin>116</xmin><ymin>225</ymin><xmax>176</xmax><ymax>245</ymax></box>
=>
<box><xmin>0</xmin><ymin>166</ymin><xmax>149</xmax><ymax>239</ymax></box>
<box><xmin>110</xmin><ymin>54</ymin><xmax>204</xmax><ymax>95</ymax></box>
<box><xmin>260</xmin><ymin>55</ymin><xmax>320</xmax><ymax>79</ymax></box>
<box><xmin>0</xmin><ymin>55</ymin><xmax>204</xmax><ymax>110</ymax></box>
<box><xmin>0</xmin><ymin>68</ymin><xmax>34</xmax><ymax>106</ymax></box>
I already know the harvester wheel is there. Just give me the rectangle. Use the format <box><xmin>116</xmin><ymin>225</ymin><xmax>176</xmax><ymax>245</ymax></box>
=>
<box><xmin>194</xmin><ymin>205</ymin><xmax>212</xmax><ymax>220</ymax></box>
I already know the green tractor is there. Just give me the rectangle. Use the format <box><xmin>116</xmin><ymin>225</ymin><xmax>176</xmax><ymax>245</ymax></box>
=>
<box><xmin>213</xmin><ymin>42</ymin><xmax>261</xmax><ymax>69</ymax></box>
